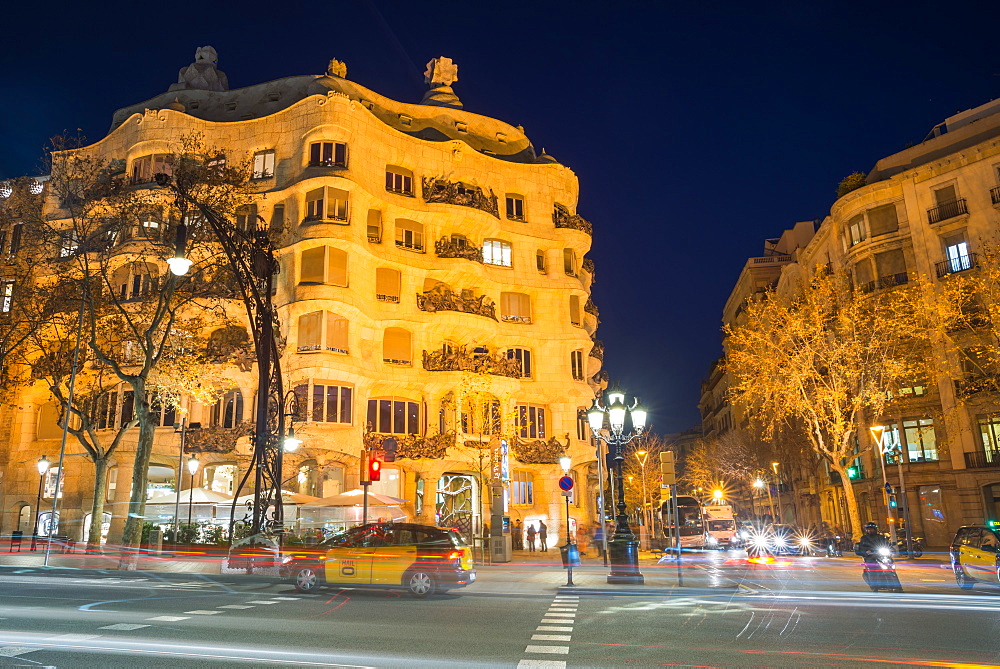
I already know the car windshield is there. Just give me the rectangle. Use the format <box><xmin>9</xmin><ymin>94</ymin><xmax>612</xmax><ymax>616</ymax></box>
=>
<box><xmin>708</xmin><ymin>520</ymin><xmax>735</xmax><ymax>532</ymax></box>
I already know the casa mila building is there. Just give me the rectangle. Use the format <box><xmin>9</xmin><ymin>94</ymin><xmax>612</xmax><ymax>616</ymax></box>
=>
<box><xmin>0</xmin><ymin>48</ymin><xmax>605</xmax><ymax>547</ymax></box>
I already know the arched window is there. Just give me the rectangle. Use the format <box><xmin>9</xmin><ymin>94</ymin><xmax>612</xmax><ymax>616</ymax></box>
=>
<box><xmin>500</xmin><ymin>292</ymin><xmax>532</xmax><ymax>324</ymax></box>
<box><xmin>211</xmin><ymin>390</ymin><xmax>244</xmax><ymax>428</ymax></box>
<box><xmin>395</xmin><ymin>219</ymin><xmax>424</xmax><ymax>252</ymax></box>
<box><xmin>111</xmin><ymin>262</ymin><xmax>158</xmax><ymax>301</ymax></box>
<box><xmin>383</xmin><ymin>328</ymin><xmax>412</xmax><ymax>365</ymax></box>
<box><xmin>563</xmin><ymin>248</ymin><xmax>577</xmax><ymax>276</ymax></box>
<box><xmin>483</xmin><ymin>239</ymin><xmax>512</xmax><ymax>267</ymax></box>
<box><xmin>506</xmin><ymin>347</ymin><xmax>532</xmax><ymax>378</ymax></box>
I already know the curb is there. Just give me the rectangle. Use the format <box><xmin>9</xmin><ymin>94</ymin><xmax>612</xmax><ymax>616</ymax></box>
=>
<box><xmin>556</xmin><ymin>585</ymin><xmax>741</xmax><ymax>596</ymax></box>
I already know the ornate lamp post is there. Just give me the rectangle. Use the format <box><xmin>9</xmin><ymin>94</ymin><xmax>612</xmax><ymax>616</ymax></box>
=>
<box><xmin>186</xmin><ymin>455</ymin><xmax>200</xmax><ymax>528</ymax></box>
<box><xmin>31</xmin><ymin>455</ymin><xmax>51</xmax><ymax>551</ymax></box>
<box><xmin>158</xmin><ymin>172</ymin><xmax>288</xmax><ymax>544</ymax></box>
<box><xmin>587</xmin><ymin>385</ymin><xmax>647</xmax><ymax>585</ymax></box>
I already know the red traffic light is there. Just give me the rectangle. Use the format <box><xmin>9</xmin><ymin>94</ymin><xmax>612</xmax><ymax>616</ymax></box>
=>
<box><xmin>369</xmin><ymin>458</ymin><xmax>382</xmax><ymax>482</ymax></box>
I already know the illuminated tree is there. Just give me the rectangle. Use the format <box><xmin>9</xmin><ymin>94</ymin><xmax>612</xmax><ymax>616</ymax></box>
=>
<box><xmin>724</xmin><ymin>268</ymin><xmax>930</xmax><ymax>537</ymax></box>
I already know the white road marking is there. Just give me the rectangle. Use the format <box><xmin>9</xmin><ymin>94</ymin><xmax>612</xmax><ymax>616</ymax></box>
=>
<box><xmin>51</xmin><ymin>634</ymin><xmax>101</xmax><ymax>641</ymax></box>
<box><xmin>525</xmin><ymin>645</ymin><xmax>569</xmax><ymax>654</ymax></box>
<box><xmin>271</xmin><ymin>597</ymin><xmax>301</xmax><ymax>600</ymax></box>
<box><xmin>547</xmin><ymin>607</ymin><xmax>577</xmax><ymax>611</ymax></box>
<box><xmin>146</xmin><ymin>615</ymin><xmax>190</xmax><ymax>622</ymax></box>
<box><xmin>0</xmin><ymin>647</ymin><xmax>38</xmax><ymax>657</ymax></box>
<box><xmin>536</xmin><ymin>626</ymin><xmax>573</xmax><ymax>632</ymax></box>
<box><xmin>218</xmin><ymin>605</ymin><xmax>255</xmax><ymax>609</ymax></box>
<box><xmin>184</xmin><ymin>610</ymin><xmax>223</xmax><ymax>615</ymax></box>
<box><xmin>518</xmin><ymin>661</ymin><xmax>566</xmax><ymax>668</ymax></box>
<box><xmin>247</xmin><ymin>600</ymin><xmax>279</xmax><ymax>605</ymax></box>
<box><xmin>532</xmin><ymin>634</ymin><xmax>572</xmax><ymax>641</ymax></box>
<box><xmin>542</xmin><ymin>612</ymin><xmax>575</xmax><ymax>617</ymax></box>
<box><xmin>100</xmin><ymin>624</ymin><xmax>149</xmax><ymax>631</ymax></box>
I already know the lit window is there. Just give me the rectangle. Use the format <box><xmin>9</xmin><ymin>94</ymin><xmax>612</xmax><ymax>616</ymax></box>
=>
<box><xmin>304</xmin><ymin>187</ymin><xmax>350</xmax><ymax>223</ymax></box>
<box><xmin>252</xmin><ymin>150</ymin><xmax>275</xmax><ymax>179</ymax></box>
<box><xmin>130</xmin><ymin>154</ymin><xmax>173</xmax><ymax>185</ymax></box>
<box><xmin>847</xmin><ymin>214</ymin><xmax>866</xmax><ymax>247</ymax></box>
<box><xmin>294</xmin><ymin>382</ymin><xmax>353</xmax><ymax>424</ymax></box>
<box><xmin>517</xmin><ymin>404</ymin><xmax>546</xmax><ymax>439</ymax></box>
<box><xmin>367</xmin><ymin>397</ymin><xmax>421</xmax><ymax>435</ymax></box>
<box><xmin>0</xmin><ymin>280</ymin><xmax>12</xmax><ymax>313</ymax></box>
<box><xmin>483</xmin><ymin>239</ymin><xmax>512</xmax><ymax>267</ymax></box>
<box><xmin>309</xmin><ymin>141</ymin><xmax>347</xmax><ymax>168</ymax></box>
<box><xmin>506</xmin><ymin>195</ymin><xmax>525</xmax><ymax>221</ymax></box>
<box><xmin>506</xmin><ymin>348</ymin><xmax>532</xmax><ymax>378</ymax></box>
<box><xmin>511</xmin><ymin>471</ymin><xmax>534</xmax><ymax>505</ymax></box>
<box><xmin>500</xmin><ymin>292</ymin><xmax>531</xmax><ymax>323</ymax></box>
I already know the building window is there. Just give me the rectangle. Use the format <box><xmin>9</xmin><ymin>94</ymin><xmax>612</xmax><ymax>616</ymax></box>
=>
<box><xmin>375</xmin><ymin>268</ymin><xmax>401</xmax><ymax>303</ymax></box>
<box><xmin>386</xmin><ymin>167</ymin><xmax>414</xmax><ymax>196</ymax></box>
<box><xmin>0</xmin><ymin>279</ymin><xmax>12</xmax><ymax>313</ymax></box>
<box><xmin>569</xmin><ymin>295</ymin><xmax>582</xmax><ymax>326</ymax></box>
<box><xmin>461</xmin><ymin>397</ymin><xmax>501</xmax><ymax>435</ymax></box>
<box><xmin>536</xmin><ymin>250</ymin><xmax>547</xmax><ymax>274</ymax></box>
<box><xmin>252</xmin><ymin>150</ymin><xmax>275</xmax><ymax>179</ymax></box>
<box><xmin>576</xmin><ymin>408</ymin><xmax>588</xmax><ymax>441</ymax></box>
<box><xmin>130</xmin><ymin>154</ymin><xmax>173</xmax><ymax>184</ymax></box>
<box><xmin>235</xmin><ymin>205</ymin><xmax>257</xmax><ymax>232</ymax></box>
<box><xmin>500</xmin><ymin>292</ymin><xmax>531</xmax><ymax>323</ymax></box>
<box><xmin>571</xmin><ymin>350</ymin><xmax>584</xmax><ymax>380</ymax></box>
<box><xmin>367</xmin><ymin>209</ymin><xmax>382</xmax><ymax>243</ymax></box>
<box><xmin>979</xmin><ymin>414</ymin><xmax>1000</xmax><ymax>454</ymax></box>
<box><xmin>511</xmin><ymin>471</ymin><xmax>534</xmax><ymax>505</ymax></box>
<box><xmin>395</xmin><ymin>219</ymin><xmax>424</xmax><ymax>252</ymax></box>
<box><xmin>506</xmin><ymin>195</ymin><xmax>525</xmax><ymax>221</ymax></box>
<box><xmin>367</xmin><ymin>397</ymin><xmax>421</xmax><ymax>435</ymax></box>
<box><xmin>95</xmin><ymin>386</ymin><xmax>137</xmax><ymax>429</ymax></box>
<box><xmin>902</xmin><ymin>418</ymin><xmax>938</xmax><ymax>462</ymax></box>
<box><xmin>295</xmin><ymin>381</ymin><xmax>353</xmax><ymax>424</ymax></box>
<box><xmin>111</xmin><ymin>262</ymin><xmax>158</xmax><ymax>302</ymax></box>
<box><xmin>297</xmin><ymin>310</ymin><xmax>349</xmax><ymax>354</ymax></box>
<box><xmin>507</xmin><ymin>347</ymin><xmax>532</xmax><ymax>378</ymax></box>
<box><xmin>517</xmin><ymin>404</ymin><xmax>546</xmax><ymax>439</ymax></box>
<box><xmin>483</xmin><ymin>239</ymin><xmax>512</xmax><ymax>267</ymax></box>
<box><xmin>299</xmin><ymin>246</ymin><xmax>348</xmax><ymax>286</ymax></box>
<box><xmin>383</xmin><ymin>327</ymin><xmax>412</xmax><ymax>365</ymax></box>
<box><xmin>943</xmin><ymin>233</ymin><xmax>972</xmax><ymax>274</ymax></box>
<box><xmin>868</xmin><ymin>203</ymin><xmax>899</xmax><ymax>236</ymax></box>
<box><xmin>210</xmin><ymin>390</ymin><xmax>245</xmax><ymax>429</ymax></box>
<box><xmin>309</xmin><ymin>141</ymin><xmax>347</xmax><ymax>168</ymax></box>
<box><xmin>304</xmin><ymin>187</ymin><xmax>349</xmax><ymax>223</ymax></box>
<box><xmin>1</xmin><ymin>223</ymin><xmax>23</xmax><ymax>255</ymax></box>
<box><xmin>149</xmin><ymin>397</ymin><xmax>176</xmax><ymax>428</ymax></box>
<box><xmin>43</xmin><ymin>467</ymin><xmax>63</xmax><ymax>499</ymax></box>
<box><xmin>563</xmin><ymin>248</ymin><xmax>577</xmax><ymax>276</ymax></box>
<box><xmin>847</xmin><ymin>214</ymin><xmax>865</xmax><ymax>247</ymax></box>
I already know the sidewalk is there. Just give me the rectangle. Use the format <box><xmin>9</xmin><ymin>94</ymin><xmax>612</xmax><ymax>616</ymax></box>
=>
<box><xmin>0</xmin><ymin>544</ymin><xmax>742</xmax><ymax>596</ymax></box>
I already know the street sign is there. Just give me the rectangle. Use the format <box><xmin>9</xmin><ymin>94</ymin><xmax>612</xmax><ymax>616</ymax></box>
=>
<box><xmin>558</xmin><ymin>476</ymin><xmax>574</xmax><ymax>491</ymax></box>
<box><xmin>561</xmin><ymin>489</ymin><xmax>572</xmax><ymax>497</ymax></box>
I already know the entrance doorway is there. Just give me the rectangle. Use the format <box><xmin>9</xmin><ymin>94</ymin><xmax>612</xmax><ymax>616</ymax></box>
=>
<box><xmin>436</xmin><ymin>474</ymin><xmax>478</xmax><ymax>541</ymax></box>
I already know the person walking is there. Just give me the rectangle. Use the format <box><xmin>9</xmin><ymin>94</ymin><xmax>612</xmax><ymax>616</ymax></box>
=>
<box><xmin>593</xmin><ymin>523</ymin><xmax>605</xmax><ymax>558</ymax></box>
<box><xmin>538</xmin><ymin>521</ymin><xmax>548</xmax><ymax>552</ymax></box>
<box><xmin>526</xmin><ymin>523</ymin><xmax>537</xmax><ymax>552</ymax></box>
<box><xmin>513</xmin><ymin>519</ymin><xmax>524</xmax><ymax>551</ymax></box>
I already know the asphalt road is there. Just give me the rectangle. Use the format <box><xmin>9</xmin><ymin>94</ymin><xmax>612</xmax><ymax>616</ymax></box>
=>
<box><xmin>0</xmin><ymin>553</ymin><xmax>997</xmax><ymax>667</ymax></box>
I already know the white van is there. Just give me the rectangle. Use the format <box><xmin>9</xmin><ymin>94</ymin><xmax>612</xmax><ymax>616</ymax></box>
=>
<box><xmin>702</xmin><ymin>504</ymin><xmax>737</xmax><ymax>549</ymax></box>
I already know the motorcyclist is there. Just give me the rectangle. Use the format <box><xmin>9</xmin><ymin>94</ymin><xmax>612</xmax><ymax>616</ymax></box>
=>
<box><xmin>855</xmin><ymin>522</ymin><xmax>891</xmax><ymax>562</ymax></box>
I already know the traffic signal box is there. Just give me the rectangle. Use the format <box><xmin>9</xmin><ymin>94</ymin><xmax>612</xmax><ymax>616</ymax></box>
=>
<box><xmin>369</xmin><ymin>455</ymin><xmax>382</xmax><ymax>482</ymax></box>
<box><xmin>659</xmin><ymin>451</ymin><xmax>676</xmax><ymax>504</ymax></box>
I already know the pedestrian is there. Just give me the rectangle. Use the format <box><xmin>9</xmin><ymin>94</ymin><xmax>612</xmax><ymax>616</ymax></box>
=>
<box><xmin>538</xmin><ymin>520</ymin><xmax>548</xmax><ymax>552</ymax></box>
<box><xmin>593</xmin><ymin>523</ymin><xmax>605</xmax><ymax>558</ymax></box>
<box><xmin>513</xmin><ymin>519</ymin><xmax>523</xmax><ymax>550</ymax></box>
<box><xmin>526</xmin><ymin>523</ymin><xmax>537</xmax><ymax>552</ymax></box>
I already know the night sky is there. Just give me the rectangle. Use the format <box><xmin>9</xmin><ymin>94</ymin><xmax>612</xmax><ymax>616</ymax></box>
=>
<box><xmin>3</xmin><ymin>1</ymin><xmax>1000</xmax><ymax>433</ymax></box>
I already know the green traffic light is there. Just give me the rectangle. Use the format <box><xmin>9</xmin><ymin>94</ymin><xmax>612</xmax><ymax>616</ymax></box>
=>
<box><xmin>847</xmin><ymin>467</ymin><xmax>859</xmax><ymax>479</ymax></box>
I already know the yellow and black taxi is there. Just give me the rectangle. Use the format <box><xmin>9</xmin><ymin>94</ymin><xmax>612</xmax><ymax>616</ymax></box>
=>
<box><xmin>950</xmin><ymin>525</ymin><xmax>1000</xmax><ymax>589</ymax></box>
<box><xmin>280</xmin><ymin>523</ymin><xmax>476</xmax><ymax>597</ymax></box>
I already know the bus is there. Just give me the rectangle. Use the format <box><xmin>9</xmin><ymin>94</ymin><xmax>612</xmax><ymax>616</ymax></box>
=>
<box><xmin>661</xmin><ymin>495</ymin><xmax>709</xmax><ymax>549</ymax></box>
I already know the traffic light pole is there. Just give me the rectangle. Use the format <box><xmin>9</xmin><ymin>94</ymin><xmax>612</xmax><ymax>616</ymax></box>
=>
<box><xmin>360</xmin><ymin>449</ymin><xmax>370</xmax><ymax>525</ymax></box>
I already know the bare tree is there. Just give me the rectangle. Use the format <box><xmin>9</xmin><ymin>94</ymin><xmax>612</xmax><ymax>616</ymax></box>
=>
<box><xmin>724</xmin><ymin>268</ymin><xmax>931</xmax><ymax>537</ymax></box>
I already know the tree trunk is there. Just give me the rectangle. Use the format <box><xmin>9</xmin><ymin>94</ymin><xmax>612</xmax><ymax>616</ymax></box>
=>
<box><xmin>830</xmin><ymin>462</ymin><xmax>862</xmax><ymax>540</ymax></box>
<box><xmin>87</xmin><ymin>457</ymin><xmax>109</xmax><ymax>551</ymax></box>
<box><xmin>120</xmin><ymin>386</ymin><xmax>155</xmax><ymax>568</ymax></box>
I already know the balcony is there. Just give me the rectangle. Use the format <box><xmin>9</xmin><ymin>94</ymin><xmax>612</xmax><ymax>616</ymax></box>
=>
<box><xmin>552</xmin><ymin>203</ymin><xmax>593</xmax><ymax>235</ymax></box>
<box><xmin>416</xmin><ymin>284</ymin><xmax>497</xmax><ymax>320</ymax></box>
<box><xmin>434</xmin><ymin>237</ymin><xmax>482</xmax><ymax>262</ymax></box>
<box><xmin>954</xmin><ymin>375</ymin><xmax>1000</xmax><ymax>397</ymax></box>
<box><xmin>422</xmin><ymin>178</ymin><xmax>499</xmax><ymax>217</ymax></box>
<box><xmin>991</xmin><ymin>186</ymin><xmax>1000</xmax><ymax>206</ymax></box>
<box><xmin>935</xmin><ymin>253</ymin><xmax>977</xmax><ymax>278</ymax></box>
<box><xmin>965</xmin><ymin>450</ymin><xmax>1000</xmax><ymax>468</ymax></box>
<box><xmin>859</xmin><ymin>272</ymin><xmax>909</xmax><ymax>294</ymax></box>
<box><xmin>422</xmin><ymin>345</ymin><xmax>521</xmax><ymax>378</ymax></box>
<box><xmin>927</xmin><ymin>198</ymin><xmax>968</xmax><ymax>224</ymax></box>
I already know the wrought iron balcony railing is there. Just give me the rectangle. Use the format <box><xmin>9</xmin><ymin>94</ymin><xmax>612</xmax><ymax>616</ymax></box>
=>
<box><xmin>991</xmin><ymin>186</ymin><xmax>1000</xmax><ymax>206</ymax></box>
<box><xmin>954</xmin><ymin>375</ymin><xmax>1000</xmax><ymax>397</ymax></box>
<box><xmin>552</xmin><ymin>203</ymin><xmax>593</xmax><ymax>235</ymax></box>
<box><xmin>935</xmin><ymin>253</ymin><xmax>977</xmax><ymax>278</ymax></box>
<box><xmin>422</xmin><ymin>178</ymin><xmax>499</xmax><ymax>217</ymax></box>
<box><xmin>965</xmin><ymin>450</ymin><xmax>1000</xmax><ymax>469</ymax></box>
<box><xmin>927</xmin><ymin>198</ymin><xmax>968</xmax><ymax>224</ymax></box>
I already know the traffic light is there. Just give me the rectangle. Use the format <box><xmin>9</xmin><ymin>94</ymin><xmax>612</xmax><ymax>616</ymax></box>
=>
<box><xmin>382</xmin><ymin>437</ymin><xmax>398</xmax><ymax>463</ymax></box>
<box><xmin>659</xmin><ymin>451</ymin><xmax>676</xmax><ymax>486</ymax></box>
<box><xmin>846</xmin><ymin>466</ymin><xmax>860</xmax><ymax>480</ymax></box>
<box><xmin>888</xmin><ymin>493</ymin><xmax>898</xmax><ymax>508</ymax></box>
<box><xmin>369</xmin><ymin>456</ymin><xmax>382</xmax><ymax>482</ymax></box>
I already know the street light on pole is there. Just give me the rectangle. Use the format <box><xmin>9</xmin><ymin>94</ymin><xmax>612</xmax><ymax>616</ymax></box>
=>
<box><xmin>587</xmin><ymin>385</ymin><xmax>647</xmax><ymax>585</ymax></box>
<box><xmin>771</xmin><ymin>462</ymin><xmax>783</xmax><ymax>524</ymax></box>
<box><xmin>870</xmin><ymin>425</ymin><xmax>902</xmax><ymax>550</ymax></box>
<box><xmin>186</xmin><ymin>455</ymin><xmax>200</xmax><ymax>529</ymax></box>
<box><xmin>31</xmin><ymin>455</ymin><xmax>51</xmax><ymax>551</ymax></box>
<box><xmin>636</xmin><ymin>450</ymin><xmax>651</xmax><ymax>550</ymax></box>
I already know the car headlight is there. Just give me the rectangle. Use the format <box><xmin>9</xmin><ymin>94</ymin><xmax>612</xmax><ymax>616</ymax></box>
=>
<box><xmin>798</xmin><ymin>538</ymin><xmax>812</xmax><ymax>547</ymax></box>
<box><xmin>706</xmin><ymin>535</ymin><xmax>718</xmax><ymax>545</ymax></box>
<box><xmin>739</xmin><ymin>531</ymin><xmax>749</xmax><ymax>540</ymax></box>
<box><xmin>877</xmin><ymin>547</ymin><xmax>890</xmax><ymax>557</ymax></box>
<box><xmin>772</xmin><ymin>536</ymin><xmax>787</xmax><ymax>547</ymax></box>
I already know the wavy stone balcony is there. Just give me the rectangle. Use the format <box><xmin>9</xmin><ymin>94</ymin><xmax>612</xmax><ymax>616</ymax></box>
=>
<box><xmin>422</xmin><ymin>177</ymin><xmax>499</xmax><ymax>217</ymax></box>
<box><xmin>435</xmin><ymin>236</ymin><xmax>483</xmax><ymax>262</ymax></box>
<box><xmin>553</xmin><ymin>203</ymin><xmax>593</xmax><ymax>235</ymax></box>
<box><xmin>416</xmin><ymin>284</ymin><xmax>497</xmax><ymax>320</ymax></box>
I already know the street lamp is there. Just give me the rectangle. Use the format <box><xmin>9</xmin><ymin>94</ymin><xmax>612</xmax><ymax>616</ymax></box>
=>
<box><xmin>186</xmin><ymin>455</ymin><xmax>200</xmax><ymax>528</ymax></box>
<box><xmin>587</xmin><ymin>385</ymin><xmax>647</xmax><ymax>585</ymax></box>
<box><xmin>870</xmin><ymin>425</ymin><xmax>903</xmax><ymax>550</ymax></box>
<box><xmin>636</xmin><ymin>450</ymin><xmax>651</xmax><ymax>550</ymax></box>
<box><xmin>771</xmin><ymin>462</ymin><xmax>784</xmax><ymax>523</ymax></box>
<box><xmin>283</xmin><ymin>427</ymin><xmax>302</xmax><ymax>452</ymax></box>
<box><xmin>31</xmin><ymin>456</ymin><xmax>51</xmax><ymax>551</ymax></box>
<box><xmin>712</xmin><ymin>489</ymin><xmax>723</xmax><ymax>502</ymax></box>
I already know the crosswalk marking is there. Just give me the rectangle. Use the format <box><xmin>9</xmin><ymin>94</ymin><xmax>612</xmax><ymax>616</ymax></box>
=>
<box><xmin>536</xmin><ymin>626</ymin><xmax>573</xmax><ymax>632</ymax></box>
<box><xmin>518</xmin><ymin>661</ymin><xmax>566</xmax><ymax>668</ymax></box>
<box><xmin>184</xmin><ymin>610</ymin><xmax>222</xmax><ymax>615</ymax></box>
<box><xmin>0</xmin><ymin>647</ymin><xmax>38</xmax><ymax>657</ymax></box>
<box><xmin>100</xmin><ymin>624</ymin><xmax>149</xmax><ymax>631</ymax></box>
<box><xmin>525</xmin><ymin>645</ymin><xmax>569</xmax><ymax>654</ymax></box>
<box><xmin>247</xmin><ymin>600</ymin><xmax>279</xmax><ymax>605</ymax></box>
<box><xmin>218</xmin><ymin>604</ymin><xmax>255</xmax><ymax>609</ymax></box>
<box><xmin>146</xmin><ymin>615</ymin><xmax>190</xmax><ymax>622</ymax></box>
<box><xmin>532</xmin><ymin>634</ymin><xmax>572</xmax><ymax>641</ymax></box>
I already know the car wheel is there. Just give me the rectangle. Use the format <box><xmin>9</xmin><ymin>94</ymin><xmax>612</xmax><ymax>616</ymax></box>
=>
<box><xmin>293</xmin><ymin>566</ymin><xmax>321</xmax><ymax>593</ymax></box>
<box><xmin>954</xmin><ymin>562</ymin><xmax>974</xmax><ymax>590</ymax></box>
<box><xmin>405</xmin><ymin>570</ymin><xmax>436</xmax><ymax>598</ymax></box>
<box><xmin>912</xmin><ymin>546</ymin><xmax>923</xmax><ymax>558</ymax></box>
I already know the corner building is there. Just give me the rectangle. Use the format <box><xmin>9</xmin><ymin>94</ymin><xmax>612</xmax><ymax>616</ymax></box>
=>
<box><xmin>0</xmin><ymin>51</ymin><xmax>604</xmax><ymax>545</ymax></box>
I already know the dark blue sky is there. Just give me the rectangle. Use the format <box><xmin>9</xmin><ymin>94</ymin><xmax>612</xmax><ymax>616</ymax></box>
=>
<box><xmin>3</xmin><ymin>1</ymin><xmax>999</xmax><ymax>432</ymax></box>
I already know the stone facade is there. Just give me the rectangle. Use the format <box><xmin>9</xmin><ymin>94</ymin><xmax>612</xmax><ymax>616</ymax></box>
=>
<box><xmin>0</xmin><ymin>51</ymin><xmax>604</xmax><ymax>546</ymax></box>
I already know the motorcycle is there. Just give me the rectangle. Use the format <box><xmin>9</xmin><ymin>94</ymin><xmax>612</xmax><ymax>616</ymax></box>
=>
<box><xmin>895</xmin><ymin>536</ymin><xmax>924</xmax><ymax>558</ymax></box>
<box><xmin>824</xmin><ymin>535</ymin><xmax>844</xmax><ymax>557</ymax></box>
<box><xmin>862</xmin><ymin>546</ymin><xmax>903</xmax><ymax>592</ymax></box>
